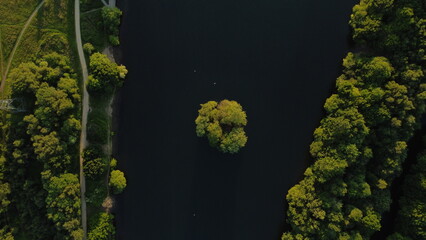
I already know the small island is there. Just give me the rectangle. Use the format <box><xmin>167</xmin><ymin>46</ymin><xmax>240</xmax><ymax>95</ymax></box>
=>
<box><xmin>195</xmin><ymin>99</ymin><xmax>248</xmax><ymax>154</ymax></box>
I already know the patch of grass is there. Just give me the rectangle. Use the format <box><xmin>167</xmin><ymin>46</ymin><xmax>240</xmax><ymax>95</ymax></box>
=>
<box><xmin>0</xmin><ymin>0</ymin><xmax>38</xmax><ymax>25</ymax></box>
<box><xmin>82</xmin><ymin>0</ymin><xmax>105</xmax><ymax>13</ymax></box>
<box><xmin>86</xmin><ymin>177</ymin><xmax>108</xmax><ymax>208</ymax></box>
<box><xmin>0</xmin><ymin>25</ymin><xmax>22</xmax><ymax>61</ymax></box>
<box><xmin>10</xmin><ymin>26</ymin><xmax>39</xmax><ymax>68</ymax></box>
<box><xmin>81</xmin><ymin>10</ymin><xmax>107</xmax><ymax>51</ymax></box>
<box><xmin>88</xmin><ymin>107</ymin><xmax>109</xmax><ymax>145</ymax></box>
<box><xmin>35</xmin><ymin>0</ymin><xmax>70</xmax><ymax>31</ymax></box>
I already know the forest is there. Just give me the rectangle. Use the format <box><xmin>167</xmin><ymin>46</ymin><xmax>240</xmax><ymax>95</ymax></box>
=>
<box><xmin>0</xmin><ymin>0</ymin><xmax>126</xmax><ymax>239</ymax></box>
<box><xmin>282</xmin><ymin>0</ymin><xmax>426</xmax><ymax>239</ymax></box>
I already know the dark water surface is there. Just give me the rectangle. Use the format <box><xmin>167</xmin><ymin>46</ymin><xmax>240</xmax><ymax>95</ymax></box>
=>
<box><xmin>115</xmin><ymin>0</ymin><xmax>356</xmax><ymax>239</ymax></box>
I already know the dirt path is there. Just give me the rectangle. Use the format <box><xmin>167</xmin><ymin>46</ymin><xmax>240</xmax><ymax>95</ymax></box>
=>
<box><xmin>103</xmin><ymin>96</ymin><xmax>114</xmax><ymax>196</ymax></box>
<box><xmin>75</xmin><ymin>0</ymin><xmax>89</xmax><ymax>238</ymax></box>
<box><xmin>0</xmin><ymin>0</ymin><xmax>46</xmax><ymax>93</ymax></box>
<box><xmin>102</xmin><ymin>46</ymin><xmax>116</xmax><ymax>196</ymax></box>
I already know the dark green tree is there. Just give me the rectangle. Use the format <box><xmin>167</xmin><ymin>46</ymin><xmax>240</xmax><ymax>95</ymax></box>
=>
<box><xmin>83</xmin><ymin>145</ymin><xmax>106</xmax><ymax>179</ymax></box>
<box><xmin>389</xmin><ymin>149</ymin><xmax>426</xmax><ymax>240</ymax></box>
<box><xmin>101</xmin><ymin>7</ymin><xmax>122</xmax><ymax>46</ymax></box>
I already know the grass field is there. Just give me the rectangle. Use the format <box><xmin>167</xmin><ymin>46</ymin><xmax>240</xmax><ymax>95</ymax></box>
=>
<box><xmin>0</xmin><ymin>0</ymin><xmax>79</xmax><ymax>99</ymax></box>
<box><xmin>0</xmin><ymin>0</ymin><xmax>38</xmax><ymax>25</ymax></box>
<box><xmin>81</xmin><ymin>9</ymin><xmax>108</xmax><ymax>51</ymax></box>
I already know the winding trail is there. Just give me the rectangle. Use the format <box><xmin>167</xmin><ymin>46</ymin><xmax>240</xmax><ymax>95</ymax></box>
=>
<box><xmin>75</xmin><ymin>0</ymin><xmax>89</xmax><ymax>238</ymax></box>
<box><xmin>0</xmin><ymin>0</ymin><xmax>46</xmax><ymax>92</ymax></box>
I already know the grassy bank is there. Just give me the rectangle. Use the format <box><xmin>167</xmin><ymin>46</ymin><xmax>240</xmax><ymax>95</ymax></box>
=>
<box><xmin>81</xmin><ymin>1</ymin><xmax>127</xmax><ymax>239</ymax></box>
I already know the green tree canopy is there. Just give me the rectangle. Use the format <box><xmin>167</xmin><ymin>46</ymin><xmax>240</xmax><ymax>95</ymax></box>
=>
<box><xmin>87</xmin><ymin>53</ymin><xmax>127</xmax><ymax>94</ymax></box>
<box><xmin>83</xmin><ymin>145</ymin><xmax>106</xmax><ymax>179</ymax></box>
<box><xmin>101</xmin><ymin>6</ymin><xmax>122</xmax><ymax>46</ymax></box>
<box><xmin>88</xmin><ymin>213</ymin><xmax>115</xmax><ymax>240</ymax></box>
<box><xmin>44</xmin><ymin>173</ymin><xmax>82</xmax><ymax>240</ymax></box>
<box><xmin>109</xmin><ymin>170</ymin><xmax>126</xmax><ymax>194</ymax></box>
<box><xmin>195</xmin><ymin>100</ymin><xmax>248</xmax><ymax>154</ymax></box>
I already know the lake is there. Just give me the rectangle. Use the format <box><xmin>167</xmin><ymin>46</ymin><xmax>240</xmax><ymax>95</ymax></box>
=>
<box><xmin>114</xmin><ymin>0</ymin><xmax>357</xmax><ymax>239</ymax></box>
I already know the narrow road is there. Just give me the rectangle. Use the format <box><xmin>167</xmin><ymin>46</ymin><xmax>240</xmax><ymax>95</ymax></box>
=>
<box><xmin>0</xmin><ymin>0</ymin><xmax>45</xmax><ymax>92</ymax></box>
<box><xmin>75</xmin><ymin>0</ymin><xmax>89</xmax><ymax>238</ymax></box>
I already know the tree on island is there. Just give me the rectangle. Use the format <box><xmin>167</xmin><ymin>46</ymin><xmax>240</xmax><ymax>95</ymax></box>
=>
<box><xmin>195</xmin><ymin>100</ymin><xmax>248</xmax><ymax>154</ymax></box>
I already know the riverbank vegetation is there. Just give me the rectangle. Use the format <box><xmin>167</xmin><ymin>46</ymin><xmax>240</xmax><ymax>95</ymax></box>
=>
<box><xmin>83</xmin><ymin>51</ymin><xmax>127</xmax><ymax>240</ymax></box>
<box><xmin>282</xmin><ymin>0</ymin><xmax>426</xmax><ymax>239</ymax></box>
<box><xmin>81</xmin><ymin>1</ymin><xmax>127</xmax><ymax>239</ymax></box>
<box><xmin>195</xmin><ymin>100</ymin><xmax>248</xmax><ymax>153</ymax></box>
<box><xmin>101</xmin><ymin>6</ymin><xmax>122</xmax><ymax>46</ymax></box>
<box><xmin>81</xmin><ymin>0</ymin><xmax>123</xmax><ymax>51</ymax></box>
<box><xmin>388</xmin><ymin>138</ymin><xmax>426</xmax><ymax>240</ymax></box>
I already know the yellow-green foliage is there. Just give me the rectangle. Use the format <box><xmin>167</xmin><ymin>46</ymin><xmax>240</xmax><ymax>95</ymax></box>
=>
<box><xmin>38</xmin><ymin>0</ymin><xmax>70</xmax><ymax>31</ymax></box>
<box><xmin>109</xmin><ymin>170</ymin><xmax>127</xmax><ymax>194</ymax></box>
<box><xmin>11</xmin><ymin>26</ymin><xmax>38</xmax><ymax>67</ymax></box>
<box><xmin>0</xmin><ymin>25</ymin><xmax>21</xmax><ymax>60</ymax></box>
<box><xmin>0</xmin><ymin>0</ymin><xmax>38</xmax><ymax>25</ymax></box>
<box><xmin>195</xmin><ymin>100</ymin><xmax>248</xmax><ymax>154</ymax></box>
<box><xmin>0</xmin><ymin>0</ymin><xmax>73</xmax><ymax>95</ymax></box>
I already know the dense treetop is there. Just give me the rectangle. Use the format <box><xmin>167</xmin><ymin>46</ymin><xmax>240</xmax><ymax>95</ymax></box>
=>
<box><xmin>87</xmin><ymin>52</ymin><xmax>128</xmax><ymax>94</ymax></box>
<box><xmin>44</xmin><ymin>173</ymin><xmax>83</xmax><ymax>240</ymax></box>
<box><xmin>195</xmin><ymin>100</ymin><xmax>248</xmax><ymax>154</ymax></box>
<box><xmin>88</xmin><ymin>212</ymin><xmax>115</xmax><ymax>240</ymax></box>
<box><xmin>109</xmin><ymin>170</ymin><xmax>126</xmax><ymax>194</ymax></box>
<box><xmin>4</xmin><ymin>53</ymin><xmax>83</xmax><ymax>239</ymax></box>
